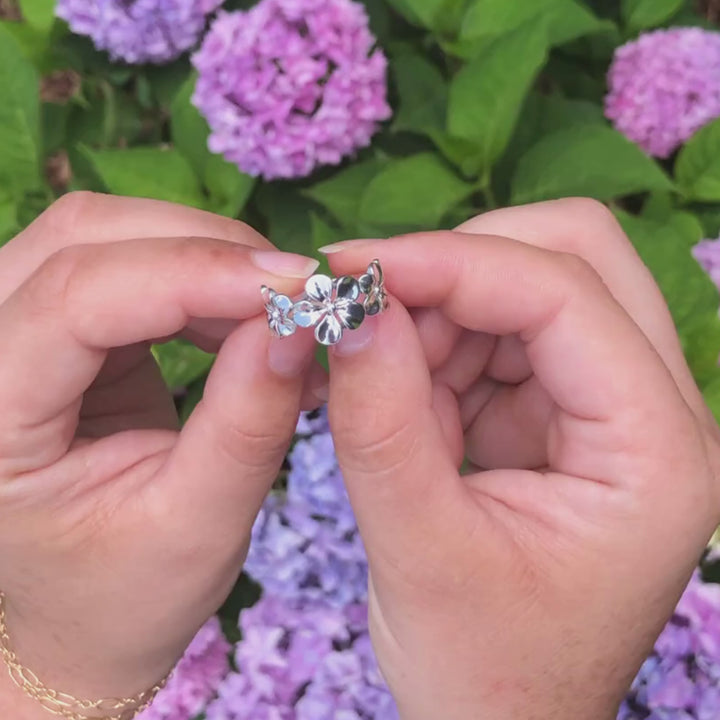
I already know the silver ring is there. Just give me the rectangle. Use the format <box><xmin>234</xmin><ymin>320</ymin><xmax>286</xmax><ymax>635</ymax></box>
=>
<box><xmin>262</xmin><ymin>259</ymin><xmax>388</xmax><ymax>346</ymax></box>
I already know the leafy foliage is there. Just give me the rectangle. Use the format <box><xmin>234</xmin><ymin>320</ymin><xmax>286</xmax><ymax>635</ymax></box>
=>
<box><xmin>1</xmin><ymin>0</ymin><xmax>720</xmax><ymax>420</ymax></box>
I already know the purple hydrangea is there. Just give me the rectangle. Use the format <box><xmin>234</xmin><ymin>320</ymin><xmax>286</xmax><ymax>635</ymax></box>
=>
<box><xmin>618</xmin><ymin>571</ymin><xmax>720</xmax><ymax>720</ymax></box>
<box><xmin>55</xmin><ymin>0</ymin><xmax>223</xmax><ymax>65</ymax></box>
<box><xmin>605</xmin><ymin>28</ymin><xmax>720</xmax><ymax>157</ymax></box>
<box><xmin>245</xmin><ymin>410</ymin><xmax>368</xmax><ymax>606</ymax></box>
<box><xmin>205</xmin><ymin>595</ymin><xmax>399</xmax><ymax>720</ymax></box>
<box><xmin>136</xmin><ymin>616</ymin><xmax>231</xmax><ymax>720</ymax></box>
<box><xmin>693</xmin><ymin>237</ymin><xmax>720</xmax><ymax>292</ymax></box>
<box><xmin>191</xmin><ymin>0</ymin><xmax>392</xmax><ymax>180</ymax></box>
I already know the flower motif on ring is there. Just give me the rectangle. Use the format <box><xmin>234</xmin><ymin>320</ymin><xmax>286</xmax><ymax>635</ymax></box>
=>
<box><xmin>292</xmin><ymin>274</ymin><xmax>365</xmax><ymax>345</ymax></box>
<box><xmin>262</xmin><ymin>286</ymin><xmax>296</xmax><ymax>337</ymax></box>
<box><xmin>358</xmin><ymin>259</ymin><xmax>387</xmax><ymax>316</ymax></box>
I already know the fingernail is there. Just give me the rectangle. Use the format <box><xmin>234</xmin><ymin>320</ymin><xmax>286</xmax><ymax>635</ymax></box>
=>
<box><xmin>312</xmin><ymin>384</ymin><xmax>329</xmax><ymax>402</ymax></box>
<box><xmin>252</xmin><ymin>250</ymin><xmax>320</xmax><ymax>278</ymax></box>
<box><xmin>333</xmin><ymin>319</ymin><xmax>375</xmax><ymax>357</ymax></box>
<box><xmin>268</xmin><ymin>336</ymin><xmax>310</xmax><ymax>377</ymax></box>
<box><xmin>318</xmin><ymin>239</ymin><xmax>382</xmax><ymax>255</ymax></box>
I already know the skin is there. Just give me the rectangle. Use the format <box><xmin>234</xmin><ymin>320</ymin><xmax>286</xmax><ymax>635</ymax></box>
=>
<box><xmin>321</xmin><ymin>198</ymin><xmax>720</xmax><ymax>719</ymax></box>
<box><xmin>0</xmin><ymin>192</ymin><xmax>326</xmax><ymax>718</ymax></box>
<box><xmin>0</xmin><ymin>194</ymin><xmax>717</xmax><ymax>719</ymax></box>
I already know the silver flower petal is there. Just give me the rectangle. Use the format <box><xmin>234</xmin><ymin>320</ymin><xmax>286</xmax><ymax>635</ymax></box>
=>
<box><xmin>305</xmin><ymin>274</ymin><xmax>334</xmax><ymax>302</ymax></box>
<box><xmin>315</xmin><ymin>314</ymin><xmax>344</xmax><ymax>345</ymax></box>
<box><xmin>335</xmin><ymin>298</ymin><xmax>365</xmax><ymax>329</ymax></box>
<box><xmin>365</xmin><ymin>297</ymin><xmax>383</xmax><ymax>316</ymax></box>
<box><xmin>335</xmin><ymin>276</ymin><xmax>360</xmax><ymax>301</ymax></box>
<box><xmin>273</xmin><ymin>294</ymin><xmax>294</xmax><ymax>312</ymax></box>
<box><xmin>262</xmin><ymin>288</ymin><xmax>296</xmax><ymax>337</ymax></box>
<box><xmin>291</xmin><ymin>300</ymin><xmax>324</xmax><ymax>328</ymax></box>
<box><xmin>358</xmin><ymin>272</ymin><xmax>373</xmax><ymax>294</ymax></box>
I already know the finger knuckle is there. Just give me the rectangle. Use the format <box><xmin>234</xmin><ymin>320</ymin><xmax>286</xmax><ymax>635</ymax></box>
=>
<box><xmin>212</xmin><ymin>409</ymin><xmax>285</xmax><ymax>472</ymax></box>
<box><xmin>548</xmin><ymin>198</ymin><xmax>627</xmax><ymax>253</ymax></box>
<box><xmin>555</xmin><ymin>251</ymin><xmax>603</xmax><ymax>292</ymax></box>
<box><xmin>334</xmin><ymin>414</ymin><xmax>421</xmax><ymax>478</ymax></box>
<box><xmin>41</xmin><ymin>191</ymin><xmax>99</xmax><ymax>244</ymax></box>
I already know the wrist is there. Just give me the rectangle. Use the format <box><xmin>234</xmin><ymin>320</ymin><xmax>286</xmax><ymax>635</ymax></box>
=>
<box><xmin>0</xmin><ymin>592</ymin><xmax>174</xmax><ymax>719</ymax></box>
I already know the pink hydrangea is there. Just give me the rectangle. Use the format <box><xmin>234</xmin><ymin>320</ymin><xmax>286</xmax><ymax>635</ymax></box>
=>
<box><xmin>137</xmin><ymin>616</ymin><xmax>231</xmax><ymax>720</ymax></box>
<box><xmin>605</xmin><ymin>28</ymin><xmax>720</xmax><ymax>157</ymax></box>
<box><xmin>694</xmin><ymin>236</ymin><xmax>720</xmax><ymax>291</ymax></box>
<box><xmin>191</xmin><ymin>0</ymin><xmax>392</xmax><ymax>180</ymax></box>
<box><xmin>56</xmin><ymin>0</ymin><xmax>223</xmax><ymax>65</ymax></box>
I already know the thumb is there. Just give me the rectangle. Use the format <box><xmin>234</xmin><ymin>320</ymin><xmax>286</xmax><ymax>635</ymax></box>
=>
<box><xmin>159</xmin><ymin>315</ymin><xmax>317</xmax><ymax>542</ymax></box>
<box><xmin>328</xmin><ymin>300</ymin><xmax>462</xmax><ymax>562</ymax></box>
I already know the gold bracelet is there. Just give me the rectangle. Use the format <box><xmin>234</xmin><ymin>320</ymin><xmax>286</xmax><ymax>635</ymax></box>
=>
<box><xmin>0</xmin><ymin>592</ymin><xmax>170</xmax><ymax>720</ymax></box>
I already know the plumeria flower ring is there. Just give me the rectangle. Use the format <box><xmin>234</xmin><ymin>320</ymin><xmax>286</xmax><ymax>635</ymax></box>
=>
<box><xmin>261</xmin><ymin>260</ymin><xmax>387</xmax><ymax>346</ymax></box>
<box><xmin>294</xmin><ymin>274</ymin><xmax>366</xmax><ymax>346</ymax></box>
<box><xmin>358</xmin><ymin>260</ymin><xmax>388</xmax><ymax>316</ymax></box>
<box><xmin>261</xmin><ymin>286</ymin><xmax>297</xmax><ymax>337</ymax></box>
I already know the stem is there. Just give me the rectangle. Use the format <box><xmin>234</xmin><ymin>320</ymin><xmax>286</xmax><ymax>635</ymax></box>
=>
<box><xmin>480</xmin><ymin>171</ymin><xmax>498</xmax><ymax>210</ymax></box>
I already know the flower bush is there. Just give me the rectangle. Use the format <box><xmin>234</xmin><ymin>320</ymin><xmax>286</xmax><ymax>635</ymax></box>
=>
<box><xmin>5</xmin><ymin>0</ymin><xmax>720</xmax><ymax>717</ymax></box>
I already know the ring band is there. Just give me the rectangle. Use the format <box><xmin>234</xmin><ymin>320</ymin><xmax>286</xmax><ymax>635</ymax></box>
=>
<box><xmin>262</xmin><ymin>259</ymin><xmax>388</xmax><ymax>346</ymax></box>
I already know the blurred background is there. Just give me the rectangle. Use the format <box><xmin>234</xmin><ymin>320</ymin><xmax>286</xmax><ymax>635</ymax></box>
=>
<box><xmin>4</xmin><ymin>1</ymin><xmax>720</xmax><ymax>718</ymax></box>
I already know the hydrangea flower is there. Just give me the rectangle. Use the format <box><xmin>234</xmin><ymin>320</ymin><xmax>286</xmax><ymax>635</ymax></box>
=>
<box><xmin>205</xmin><ymin>595</ymin><xmax>399</xmax><ymax>720</ymax></box>
<box><xmin>605</xmin><ymin>28</ymin><xmax>720</xmax><ymax>157</ymax></box>
<box><xmin>55</xmin><ymin>0</ymin><xmax>223</xmax><ymax>65</ymax></box>
<box><xmin>693</xmin><ymin>236</ymin><xmax>720</xmax><ymax>292</ymax></box>
<box><xmin>618</xmin><ymin>571</ymin><xmax>720</xmax><ymax>720</ymax></box>
<box><xmin>137</xmin><ymin>616</ymin><xmax>231</xmax><ymax>720</ymax></box>
<box><xmin>244</xmin><ymin>409</ymin><xmax>368</xmax><ymax>606</ymax></box>
<box><xmin>191</xmin><ymin>0</ymin><xmax>392</xmax><ymax>180</ymax></box>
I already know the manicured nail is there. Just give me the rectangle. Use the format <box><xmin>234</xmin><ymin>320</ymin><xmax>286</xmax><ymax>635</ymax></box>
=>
<box><xmin>318</xmin><ymin>239</ymin><xmax>382</xmax><ymax>255</ymax></box>
<box><xmin>332</xmin><ymin>319</ymin><xmax>375</xmax><ymax>357</ymax></box>
<box><xmin>268</xmin><ymin>335</ymin><xmax>310</xmax><ymax>377</ymax></box>
<box><xmin>252</xmin><ymin>250</ymin><xmax>320</xmax><ymax>278</ymax></box>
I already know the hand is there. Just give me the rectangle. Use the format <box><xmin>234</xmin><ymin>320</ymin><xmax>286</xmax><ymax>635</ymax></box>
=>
<box><xmin>0</xmin><ymin>192</ymin><xmax>325</xmax><ymax>717</ymax></box>
<box><xmin>323</xmin><ymin>198</ymin><xmax>720</xmax><ymax>720</ymax></box>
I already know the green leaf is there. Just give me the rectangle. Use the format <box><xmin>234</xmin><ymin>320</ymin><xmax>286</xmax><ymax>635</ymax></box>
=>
<box><xmin>447</xmin><ymin>21</ymin><xmax>549</xmax><ymax>176</ymax></box>
<box><xmin>676</xmin><ymin>118</ymin><xmax>720</xmax><ymax>202</ymax></box>
<box><xmin>460</xmin><ymin>0</ymin><xmax>610</xmax><ymax>48</ymax></box>
<box><xmin>701</xmin><ymin>375</ymin><xmax>720</xmax><ymax>425</ymax></box>
<box><xmin>616</xmin><ymin>210</ymin><xmax>720</xmax><ymax>388</ymax></box>
<box><xmin>83</xmin><ymin>146</ymin><xmax>206</xmax><ymax>207</ymax></box>
<box><xmin>358</xmin><ymin>153</ymin><xmax>474</xmax><ymax>228</ymax></box>
<box><xmin>0</xmin><ymin>200</ymin><xmax>19</xmax><ymax>246</ymax></box>
<box><xmin>0</xmin><ymin>24</ymin><xmax>40</xmax><ymax>198</ymax></box>
<box><xmin>171</xmin><ymin>76</ymin><xmax>211</xmax><ymax>178</ymax></box>
<box><xmin>151</xmin><ymin>340</ymin><xmax>215</xmax><ymax>390</ymax></box>
<box><xmin>18</xmin><ymin>0</ymin><xmax>56</xmax><ymax>33</ymax></box>
<box><xmin>387</xmin><ymin>0</ymin><xmax>464</xmax><ymax>31</ymax></box>
<box><xmin>255</xmin><ymin>185</ymin><xmax>315</xmax><ymax>256</ymax></box>
<box><xmin>511</xmin><ymin>125</ymin><xmax>673</xmax><ymax>204</ymax></box>
<box><xmin>303</xmin><ymin>159</ymin><xmax>385</xmax><ymax>227</ymax></box>
<box><xmin>621</xmin><ymin>0</ymin><xmax>683</xmax><ymax>30</ymax></box>
<box><xmin>171</xmin><ymin>76</ymin><xmax>254</xmax><ymax>217</ymax></box>
<box><xmin>392</xmin><ymin>51</ymin><xmax>447</xmax><ymax>136</ymax></box>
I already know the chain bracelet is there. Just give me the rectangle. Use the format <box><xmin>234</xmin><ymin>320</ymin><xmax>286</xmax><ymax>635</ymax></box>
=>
<box><xmin>0</xmin><ymin>592</ymin><xmax>170</xmax><ymax>720</ymax></box>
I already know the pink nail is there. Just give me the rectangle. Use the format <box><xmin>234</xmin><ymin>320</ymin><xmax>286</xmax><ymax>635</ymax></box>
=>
<box><xmin>268</xmin><ymin>336</ymin><xmax>310</xmax><ymax>377</ymax></box>
<box><xmin>252</xmin><ymin>250</ymin><xmax>320</xmax><ymax>278</ymax></box>
<box><xmin>317</xmin><ymin>239</ymin><xmax>383</xmax><ymax>255</ymax></box>
<box><xmin>332</xmin><ymin>319</ymin><xmax>375</xmax><ymax>357</ymax></box>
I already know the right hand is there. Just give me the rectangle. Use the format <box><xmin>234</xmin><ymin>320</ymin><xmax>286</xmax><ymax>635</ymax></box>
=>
<box><xmin>0</xmin><ymin>192</ymin><xmax>325</xmax><ymax>717</ymax></box>
<box><xmin>324</xmin><ymin>198</ymin><xmax>720</xmax><ymax>720</ymax></box>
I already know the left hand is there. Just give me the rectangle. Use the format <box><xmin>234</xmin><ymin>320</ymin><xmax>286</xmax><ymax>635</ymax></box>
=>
<box><xmin>0</xmin><ymin>192</ymin><xmax>325</xmax><ymax>716</ymax></box>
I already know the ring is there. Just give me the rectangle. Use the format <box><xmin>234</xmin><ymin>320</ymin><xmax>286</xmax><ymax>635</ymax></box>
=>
<box><xmin>261</xmin><ymin>259</ymin><xmax>388</xmax><ymax>346</ymax></box>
